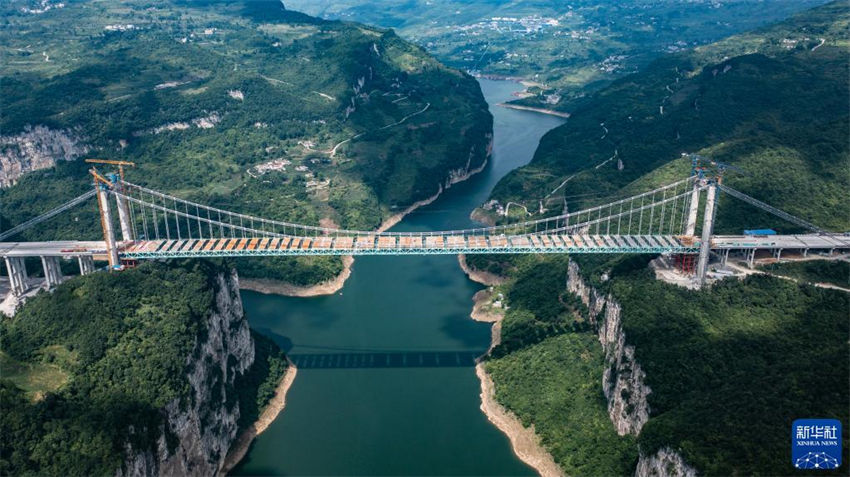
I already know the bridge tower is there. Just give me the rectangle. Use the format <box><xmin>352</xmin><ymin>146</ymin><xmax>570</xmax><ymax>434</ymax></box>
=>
<box><xmin>109</xmin><ymin>173</ymin><xmax>135</xmax><ymax>242</ymax></box>
<box><xmin>109</xmin><ymin>174</ymin><xmax>136</xmax><ymax>242</ymax></box>
<box><xmin>86</xmin><ymin>159</ymin><xmax>136</xmax><ymax>243</ymax></box>
<box><xmin>86</xmin><ymin>160</ymin><xmax>135</xmax><ymax>269</ymax></box>
<box><xmin>684</xmin><ymin>181</ymin><xmax>701</xmax><ymax>236</ymax></box>
<box><xmin>92</xmin><ymin>171</ymin><xmax>120</xmax><ymax>269</ymax></box>
<box><xmin>696</xmin><ymin>181</ymin><xmax>719</xmax><ymax>286</ymax></box>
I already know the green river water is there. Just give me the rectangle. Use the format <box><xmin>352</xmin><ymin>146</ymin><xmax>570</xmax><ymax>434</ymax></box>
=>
<box><xmin>233</xmin><ymin>79</ymin><xmax>565</xmax><ymax>476</ymax></box>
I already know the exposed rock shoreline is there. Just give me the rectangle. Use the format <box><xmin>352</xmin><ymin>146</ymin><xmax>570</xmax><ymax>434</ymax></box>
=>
<box><xmin>470</xmin><ymin>289</ymin><xmax>503</xmax><ymax>354</ymax></box>
<box><xmin>239</xmin><ymin>256</ymin><xmax>355</xmax><ymax>297</ymax></box>
<box><xmin>476</xmin><ymin>364</ymin><xmax>566</xmax><ymax>477</ymax></box>
<box><xmin>462</xmin><ymin>267</ymin><xmax>563</xmax><ymax>477</ymax></box>
<box><xmin>220</xmin><ymin>361</ymin><xmax>299</xmax><ymax>475</ymax></box>
<box><xmin>458</xmin><ymin>254</ymin><xmax>507</xmax><ymax>286</ymax></box>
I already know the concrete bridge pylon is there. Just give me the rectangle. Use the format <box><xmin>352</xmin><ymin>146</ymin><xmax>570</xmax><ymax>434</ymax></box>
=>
<box><xmin>684</xmin><ymin>181</ymin><xmax>701</xmax><ymax>236</ymax></box>
<box><xmin>94</xmin><ymin>178</ymin><xmax>120</xmax><ymax>269</ymax></box>
<box><xmin>696</xmin><ymin>183</ymin><xmax>718</xmax><ymax>287</ymax></box>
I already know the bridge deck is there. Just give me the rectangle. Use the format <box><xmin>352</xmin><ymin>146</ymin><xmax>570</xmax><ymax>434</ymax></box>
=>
<box><xmin>1</xmin><ymin>234</ymin><xmax>847</xmax><ymax>259</ymax></box>
<box><xmin>119</xmin><ymin>234</ymin><xmax>697</xmax><ymax>257</ymax></box>
<box><xmin>0</xmin><ymin>241</ymin><xmax>108</xmax><ymax>258</ymax></box>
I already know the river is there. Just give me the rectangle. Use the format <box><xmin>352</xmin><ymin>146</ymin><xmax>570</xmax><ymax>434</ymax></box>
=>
<box><xmin>233</xmin><ymin>79</ymin><xmax>565</xmax><ymax>476</ymax></box>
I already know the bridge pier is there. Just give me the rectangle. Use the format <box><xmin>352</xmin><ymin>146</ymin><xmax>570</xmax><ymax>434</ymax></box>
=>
<box><xmin>696</xmin><ymin>184</ymin><xmax>717</xmax><ymax>286</ymax></box>
<box><xmin>720</xmin><ymin>249</ymin><xmax>730</xmax><ymax>267</ymax></box>
<box><xmin>40</xmin><ymin>256</ymin><xmax>63</xmax><ymax>289</ymax></box>
<box><xmin>4</xmin><ymin>257</ymin><xmax>29</xmax><ymax>297</ymax></box>
<box><xmin>746</xmin><ymin>249</ymin><xmax>756</xmax><ymax>268</ymax></box>
<box><xmin>78</xmin><ymin>255</ymin><xmax>95</xmax><ymax>275</ymax></box>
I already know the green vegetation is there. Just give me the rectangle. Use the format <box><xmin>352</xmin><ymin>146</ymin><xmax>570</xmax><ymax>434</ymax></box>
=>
<box><xmin>479</xmin><ymin>5</ymin><xmax>849</xmax><ymax>474</ymax></box>
<box><xmin>0</xmin><ymin>0</ymin><xmax>491</xmax><ymax>284</ymax></box>
<box><xmin>233</xmin><ymin>331</ymin><xmax>289</xmax><ymax>431</ymax></box>
<box><xmin>491</xmin><ymin>255</ymin><xmax>588</xmax><ymax>358</ymax></box>
<box><xmin>0</xmin><ymin>349</ymin><xmax>70</xmax><ymax>400</ymax></box>
<box><xmin>758</xmin><ymin>260</ymin><xmax>850</xmax><ymax>289</ymax></box>
<box><xmin>285</xmin><ymin>0</ymin><xmax>828</xmax><ymax>111</ymax></box>
<box><xmin>486</xmin><ymin>1</ymin><xmax>849</xmax><ymax>233</ymax></box>
<box><xmin>464</xmin><ymin>253</ymin><xmax>518</xmax><ymax>278</ymax></box>
<box><xmin>235</xmin><ymin>255</ymin><xmax>344</xmax><ymax>286</ymax></box>
<box><xmin>0</xmin><ymin>260</ymin><xmax>288</xmax><ymax>476</ymax></box>
<box><xmin>578</xmin><ymin>253</ymin><xmax>849</xmax><ymax>475</ymax></box>
<box><xmin>481</xmin><ymin>254</ymin><xmax>635</xmax><ymax>475</ymax></box>
<box><xmin>487</xmin><ymin>334</ymin><xmax>638</xmax><ymax>476</ymax></box>
<box><xmin>481</xmin><ymin>251</ymin><xmax>849</xmax><ymax>475</ymax></box>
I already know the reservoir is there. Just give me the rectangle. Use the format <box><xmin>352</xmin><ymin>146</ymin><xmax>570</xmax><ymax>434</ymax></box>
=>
<box><xmin>234</xmin><ymin>79</ymin><xmax>565</xmax><ymax>476</ymax></box>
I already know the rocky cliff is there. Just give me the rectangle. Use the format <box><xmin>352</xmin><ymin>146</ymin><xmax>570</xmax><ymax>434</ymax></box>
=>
<box><xmin>634</xmin><ymin>447</ymin><xmax>698</xmax><ymax>477</ymax></box>
<box><xmin>566</xmin><ymin>259</ymin><xmax>649</xmax><ymax>436</ymax></box>
<box><xmin>118</xmin><ymin>269</ymin><xmax>255</xmax><ymax>477</ymax></box>
<box><xmin>0</xmin><ymin>125</ymin><xmax>89</xmax><ymax>188</ymax></box>
<box><xmin>446</xmin><ymin>133</ymin><xmax>492</xmax><ymax>187</ymax></box>
<box><xmin>566</xmin><ymin>259</ymin><xmax>696</xmax><ymax>475</ymax></box>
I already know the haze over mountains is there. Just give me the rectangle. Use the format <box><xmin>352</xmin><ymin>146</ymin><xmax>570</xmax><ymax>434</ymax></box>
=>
<box><xmin>285</xmin><ymin>0</ymin><xmax>831</xmax><ymax>111</ymax></box>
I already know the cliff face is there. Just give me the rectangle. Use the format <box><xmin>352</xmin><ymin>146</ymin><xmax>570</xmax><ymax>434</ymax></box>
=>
<box><xmin>566</xmin><ymin>259</ymin><xmax>697</xmax><ymax>475</ymax></box>
<box><xmin>0</xmin><ymin>125</ymin><xmax>89</xmax><ymax>188</ymax></box>
<box><xmin>446</xmin><ymin>133</ymin><xmax>493</xmax><ymax>187</ymax></box>
<box><xmin>566</xmin><ymin>260</ymin><xmax>649</xmax><ymax>436</ymax></box>
<box><xmin>118</xmin><ymin>269</ymin><xmax>255</xmax><ymax>477</ymax></box>
<box><xmin>634</xmin><ymin>447</ymin><xmax>698</xmax><ymax>477</ymax></box>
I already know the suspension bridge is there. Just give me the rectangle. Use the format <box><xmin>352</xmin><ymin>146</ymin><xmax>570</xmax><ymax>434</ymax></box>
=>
<box><xmin>1</xmin><ymin>165</ymin><xmax>847</xmax><ymax>299</ymax></box>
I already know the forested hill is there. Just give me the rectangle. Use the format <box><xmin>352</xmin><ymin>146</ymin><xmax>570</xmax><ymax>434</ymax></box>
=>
<box><xmin>0</xmin><ymin>0</ymin><xmax>491</xmax><ymax>284</ymax></box>
<box><xmin>485</xmin><ymin>1</ymin><xmax>849</xmax><ymax>233</ymax></box>
<box><xmin>0</xmin><ymin>260</ymin><xmax>289</xmax><ymax>475</ymax></box>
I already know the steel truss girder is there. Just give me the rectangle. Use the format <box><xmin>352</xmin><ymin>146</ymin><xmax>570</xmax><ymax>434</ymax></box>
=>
<box><xmin>121</xmin><ymin>245</ymin><xmax>700</xmax><ymax>259</ymax></box>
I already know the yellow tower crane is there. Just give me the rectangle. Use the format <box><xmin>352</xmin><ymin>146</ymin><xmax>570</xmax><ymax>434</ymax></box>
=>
<box><xmin>84</xmin><ymin>159</ymin><xmax>135</xmax><ymax>181</ymax></box>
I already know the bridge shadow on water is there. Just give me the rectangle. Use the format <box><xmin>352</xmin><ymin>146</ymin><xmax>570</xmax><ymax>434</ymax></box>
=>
<box><xmin>250</xmin><ymin>326</ymin><xmax>485</xmax><ymax>369</ymax></box>
<box><xmin>289</xmin><ymin>350</ymin><xmax>482</xmax><ymax>369</ymax></box>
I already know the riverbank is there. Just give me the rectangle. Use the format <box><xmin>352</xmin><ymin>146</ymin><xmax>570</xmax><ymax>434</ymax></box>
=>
<box><xmin>239</xmin><ymin>149</ymin><xmax>492</xmax><ymax>297</ymax></box>
<box><xmin>220</xmin><ymin>362</ymin><xmax>298</xmax><ymax>475</ymax></box>
<box><xmin>380</xmin><ymin>146</ymin><xmax>492</xmax><ymax>232</ymax></box>
<box><xmin>476</xmin><ymin>364</ymin><xmax>566</xmax><ymax>477</ymax></box>
<box><xmin>470</xmin><ymin>289</ymin><xmax>503</xmax><ymax>355</ymax></box>
<box><xmin>239</xmin><ymin>256</ymin><xmax>354</xmax><ymax>297</ymax></box>
<box><xmin>465</xmin><ymin>271</ymin><xmax>564</xmax><ymax>477</ymax></box>
<box><xmin>496</xmin><ymin>103</ymin><xmax>570</xmax><ymax>118</ymax></box>
<box><xmin>459</xmin><ymin>254</ymin><xmax>507</xmax><ymax>286</ymax></box>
